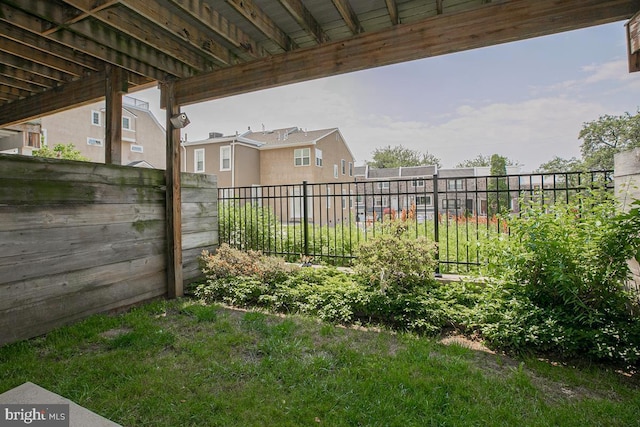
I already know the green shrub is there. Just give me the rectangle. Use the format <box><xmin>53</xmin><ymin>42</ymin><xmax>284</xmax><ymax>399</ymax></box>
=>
<box><xmin>478</xmin><ymin>193</ymin><xmax>640</xmax><ymax>365</ymax></box>
<box><xmin>218</xmin><ymin>202</ymin><xmax>280</xmax><ymax>252</ymax></box>
<box><xmin>199</xmin><ymin>244</ymin><xmax>294</xmax><ymax>283</ymax></box>
<box><xmin>353</xmin><ymin>221</ymin><xmax>438</xmax><ymax>292</ymax></box>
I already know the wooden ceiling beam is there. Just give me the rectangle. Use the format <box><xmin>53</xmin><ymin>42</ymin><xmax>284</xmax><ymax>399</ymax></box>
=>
<box><xmin>0</xmin><ymin>73</ymin><xmax>50</xmax><ymax>92</ymax></box>
<box><xmin>385</xmin><ymin>0</ymin><xmax>399</xmax><ymax>25</ymax></box>
<box><xmin>3</xmin><ymin>0</ymin><xmax>190</xmax><ymax>79</ymax></box>
<box><xmin>0</xmin><ymin>37</ymin><xmax>88</xmax><ymax>77</ymax></box>
<box><xmin>0</xmin><ymin>51</ymin><xmax>71</xmax><ymax>82</ymax></box>
<box><xmin>0</xmin><ymin>21</ymin><xmax>102</xmax><ymax>72</ymax></box>
<box><xmin>0</xmin><ymin>65</ymin><xmax>58</xmax><ymax>88</ymax></box>
<box><xmin>0</xmin><ymin>85</ymin><xmax>33</xmax><ymax>101</ymax></box>
<box><xmin>119</xmin><ymin>0</ymin><xmax>231</xmax><ymax>66</ymax></box>
<box><xmin>0</xmin><ymin>72</ymin><xmax>106</xmax><ymax>127</ymax></box>
<box><xmin>277</xmin><ymin>0</ymin><xmax>329</xmax><ymax>44</ymax></box>
<box><xmin>331</xmin><ymin>0</ymin><xmax>363</xmax><ymax>35</ymax></box>
<box><xmin>226</xmin><ymin>0</ymin><xmax>296</xmax><ymax>51</ymax></box>
<box><xmin>167</xmin><ymin>0</ymin><xmax>265</xmax><ymax>59</ymax></box>
<box><xmin>59</xmin><ymin>0</ymin><xmax>218</xmax><ymax>72</ymax></box>
<box><xmin>173</xmin><ymin>0</ymin><xmax>639</xmax><ymax>106</ymax></box>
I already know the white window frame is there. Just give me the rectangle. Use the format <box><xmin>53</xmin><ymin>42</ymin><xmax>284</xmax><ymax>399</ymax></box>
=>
<box><xmin>411</xmin><ymin>179</ymin><xmax>425</xmax><ymax>188</ymax></box>
<box><xmin>333</xmin><ymin>164</ymin><xmax>338</xmax><ymax>178</ymax></box>
<box><xmin>349</xmin><ymin>162</ymin><xmax>353</xmax><ymax>176</ymax></box>
<box><xmin>341</xmin><ymin>159</ymin><xmax>346</xmax><ymax>175</ymax></box>
<box><xmin>448</xmin><ymin>179</ymin><xmax>464</xmax><ymax>191</ymax></box>
<box><xmin>194</xmin><ymin>148</ymin><xmax>205</xmax><ymax>173</ymax></box>
<box><xmin>443</xmin><ymin>199</ymin><xmax>461</xmax><ymax>209</ymax></box>
<box><xmin>326</xmin><ymin>186</ymin><xmax>332</xmax><ymax>209</ymax></box>
<box><xmin>294</xmin><ymin>148</ymin><xmax>310</xmax><ymax>166</ymax></box>
<box><xmin>130</xmin><ymin>144</ymin><xmax>143</xmax><ymax>153</ymax></box>
<box><xmin>91</xmin><ymin>110</ymin><xmax>101</xmax><ymax>126</ymax></box>
<box><xmin>87</xmin><ymin>137</ymin><xmax>103</xmax><ymax>147</ymax></box>
<box><xmin>415</xmin><ymin>195</ymin><xmax>432</xmax><ymax>206</ymax></box>
<box><xmin>122</xmin><ymin>116</ymin><xmax>132</xmax><ymax>130</ymax></box>
<box><xmin>220</xmin><ymin>146</ymin><xmax>231</xmax><ymax>171</ymax></box>
<box><xmin>315</xmin><ymin>148</ymin><xmax>323</xmax><ymax>167</ymax></box>
<box><xmin>377</xmin><ymin>181</ymin><xmax>390</xmax><ymax>190</ymax></box>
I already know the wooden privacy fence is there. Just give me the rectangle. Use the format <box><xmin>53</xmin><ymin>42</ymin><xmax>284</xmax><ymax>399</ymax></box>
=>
<box><xmin>0</xmin><ymin>154</ymin><xmax>217</xmax><ymax>345</ymax></box>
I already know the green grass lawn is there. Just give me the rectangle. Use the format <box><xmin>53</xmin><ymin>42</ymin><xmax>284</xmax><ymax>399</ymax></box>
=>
<box><xmin>1</xmin><ymin>298</ymin><xmax>638</xmax><ymax>426</ymax></box>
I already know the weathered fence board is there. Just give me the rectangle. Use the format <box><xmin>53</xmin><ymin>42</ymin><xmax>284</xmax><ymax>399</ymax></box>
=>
<box><xmin>0</xmin><ymin>154</ymin><xmax>218</xmax><ymax>345</ymax></box>
<box><xmin>181</xmin><ymin>172</ymin><xmax>217</xmax><ymax>284</ymax></box>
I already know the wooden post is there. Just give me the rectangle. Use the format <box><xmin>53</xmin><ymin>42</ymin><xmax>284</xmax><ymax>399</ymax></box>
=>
<box><xmin>104</xmin><ymin>66</ymin><xmax>127</xmax><ymax>164</ymax></box>
<box><xmin>163</xmin><ymin>81</ymin><xmax>183</xmax><ymax>298</ymax></box>
<box><xmin>627</xmin><ymin>11</ymin><xmax>640</xmax><ymax>73</ymax></box>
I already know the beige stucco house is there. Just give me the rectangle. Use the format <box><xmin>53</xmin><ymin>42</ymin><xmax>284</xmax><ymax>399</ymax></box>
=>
<box><xmin>0</xmin><ymin>96</ymin><xmax>166</xmax><ymax>168</ymax></box>
<box><xmin>183</xmin><ymin>126</ymin><xmax>355</xmax><ymax>185</ymax></box>
<box><xmin>184</xmin><ymin>126</ymin><xmax>356</xmax><ymax>224</ymax></box>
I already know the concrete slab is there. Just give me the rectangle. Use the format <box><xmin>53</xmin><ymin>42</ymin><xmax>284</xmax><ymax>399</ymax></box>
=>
<box><xmin>0</xmin><ymin>382</ymin><xmax>121</xmax><ymax>427</ymax></box>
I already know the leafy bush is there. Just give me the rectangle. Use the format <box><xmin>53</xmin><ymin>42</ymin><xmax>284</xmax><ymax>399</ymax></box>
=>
<box><xmin>353</xmin><ymin>221</ymin><xmax>438</xmax><ymax>292</ymax></box>
<box><xmin>196</xmin><ymin>245</ymin><xmax>466</xmax><ymax>333</ymax></box>
<box><xmin>218</xmin><ymin>202</ymin><xmax>280</xmax><ymax>252</ymax></box>
<box><xmin>199</xmin><ymin>244</ymin><xmax>294</xmax><ymax>283</ymax></box>
<box><xmin>478</xmin><ymin>193</ymin><xmax>640</xmax><ymax>365</ymax></box>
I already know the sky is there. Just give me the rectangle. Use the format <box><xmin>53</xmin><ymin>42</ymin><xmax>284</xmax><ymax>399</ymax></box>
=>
<box><xmin>135</xmin><ymin>21</ymin><xmax>640</xmax><ymax>172</ymax></box>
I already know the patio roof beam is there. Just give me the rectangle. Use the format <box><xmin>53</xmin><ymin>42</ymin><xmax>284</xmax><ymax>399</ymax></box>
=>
<box><xmin>172</xmin><ymin>0</ymin><xmax>640</xmax><ymax>107</ymax></box>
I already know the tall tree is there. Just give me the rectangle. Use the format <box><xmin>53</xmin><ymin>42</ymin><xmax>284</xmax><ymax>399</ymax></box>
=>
<box><xmin>456</xmin><ymin>153</ymin><xmax>519</xmax><ymax>168</ymax></box>
<box><xmin>535</xmin><ymin>156</ymin><xmax>583</xmax><ymax>173</ymax></box>
<box><xmin>578</xmin><ymin>111</ymin><xmax>640</xmax><ymax>170</ymax></box>
<box><xmin>488</xmin><ymin>154</ymin><xmax>510</xmax><ymax>216</ymax></box>
<box><xmin>367</xmin><ymin>145</ymin><xmax>441</xmax><ymax>168</ymax></box>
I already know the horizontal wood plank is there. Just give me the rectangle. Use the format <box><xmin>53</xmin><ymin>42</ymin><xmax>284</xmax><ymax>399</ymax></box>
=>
<box><xmin>173</xmin><ymin>0</ymin><xmax>639</xmax><ymax>106</ymax></box>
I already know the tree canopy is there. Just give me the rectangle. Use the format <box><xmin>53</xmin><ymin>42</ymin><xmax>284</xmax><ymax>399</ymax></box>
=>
<box><xmin>456</xmin><ymin>154</ymin><xmax>519</xmax><ymax>168</ymax></box>
<box><xmin>535</xmin><ymin>156</ymin><xmax>583</xmax><ymax>173</ymax></box>
<box><xmin>367</xmin><ymin>145</ymin><xmax>441</xmax><ymax>169</ymax></box>
<box><xmin>33</xmin><ymin>143</ymin><xmax>89</xmax><ymax>161</ymax></box>
<box><xmin>578</xmin><ymin>111</ymin><xmax>640</xmax><ymax>170</ymax></box>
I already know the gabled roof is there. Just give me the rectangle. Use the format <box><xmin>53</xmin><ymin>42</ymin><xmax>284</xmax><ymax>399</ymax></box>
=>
<box><xmin>239</xmin><ymin>127</ymin><xmax>337</xmax><ymax>147</ymax></box>
<box><xmin>182</xmin><ymin>126</ymin><xmax>356</xmax><ymax>161</ymax></box>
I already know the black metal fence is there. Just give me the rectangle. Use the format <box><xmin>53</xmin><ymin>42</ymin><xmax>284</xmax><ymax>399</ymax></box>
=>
<box><xmin>218</xmin><ymin>171</ymin><xmax>613</xmax><ymax>273</ymax></box>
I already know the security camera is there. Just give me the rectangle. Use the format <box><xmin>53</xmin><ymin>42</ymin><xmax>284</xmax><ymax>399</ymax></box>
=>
<box><xmin>170</xmin><ymin>113</ymin><xmax>190</xmax><ymax>129</ymax></box>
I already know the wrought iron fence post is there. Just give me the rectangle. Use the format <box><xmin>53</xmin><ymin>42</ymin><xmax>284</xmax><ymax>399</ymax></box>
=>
<box><xmin>302</xmin><ymin>180</ymin><xmax>309</xmax><ymax>259</ymax></box>
<box><xmin>433</xmin><ymin>174</ymin><xmax>441</xmax><ymax>277</ymax></box>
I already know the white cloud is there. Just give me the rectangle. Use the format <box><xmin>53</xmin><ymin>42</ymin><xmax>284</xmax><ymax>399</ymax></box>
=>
<box><xmin>347</xmin><ymin>97</ymin><xmax>604</xmax><ymax>171</ymax></box>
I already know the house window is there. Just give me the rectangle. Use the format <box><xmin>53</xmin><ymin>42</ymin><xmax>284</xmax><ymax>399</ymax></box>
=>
<box><xmin>130</xmin><ymin>144</ymin><xmax>143</xmax><ymax>153</ymax></box>
<box><xmin>415</xmin><ymin>195</ymin><xmax>431</xmax><ymax>206</ymax></box>
<box><xmin>377</xmin><ymin>181</ymin><xmax>390</xmax><ymax>190</ymax></box>
<box><xmin>315</xmin><ymin>148</ymin><xmax>323</xmax><ymax>167</ymax></box>
<box><xmin>91</xmin><ymin>110</ymin><xmax>101</xmax><ymax>126</ymax></box>
<box><xmin>334</xmin><ymin>164</ymin><xmax>338</xmax><ymax>178</ymax></box>
<box><xmin>294</xmin><ymin>148</ymin><xmax>310</xmax><ymax>166</ymax></box>
<box><xmin>447</xmin><ymin>179</ymin><xmax>464</xmax><ymax>191</ymax></box>
<box><xmin>411</xmin><ymin>179</ymin><xmax>425</xmax><ymax>188</ymax></box>
<box><xmin>291</xmin><ymin>187</ymin><xmax>312</xmax><ymax>219</ymax></box>
<box><xmin>194</xmin><ymin>148</ymin><xmax>205</xmax><ymax>173</ymax></box>
<box><xmin>87</xmin><ymin>137</ymin><xmax>103</xmax><ymax>147</ymax></box>
<box><xmin>326</xmin><ymin>186</ymin><xmax>331</xmax><ymax>209</ymax></box>
<box><xmin>341</xmin><ymin>159</ymin><xmax>346</xmax><ymax>175</ymax></box>
<box><xmin>375</xmin><ymin>196</ymin><xmax>389</xmax><ymax>207</ymax></box>
<box><xmin>220</xmin><ymin>146</ymin><xmax>231</xmax><ymax>171</ymax></box>
<box><xmin>122</xmin><ymin>116</ymin><xmax>131</xmax><ymax>130</ymax></box>
<box><xmin>443</xmin><ymin>199</ymin><xmax>461</xmax><ymax>209</ymax></box>
<box><xmin>349</xmin><ymin>162</ymin><xmax>353</xmax><ymax>176</ymax></box>
<box><xmin>341</xmin><ymin>189</ymin><xmax>347</xmax><ymax>210</ymax></box>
